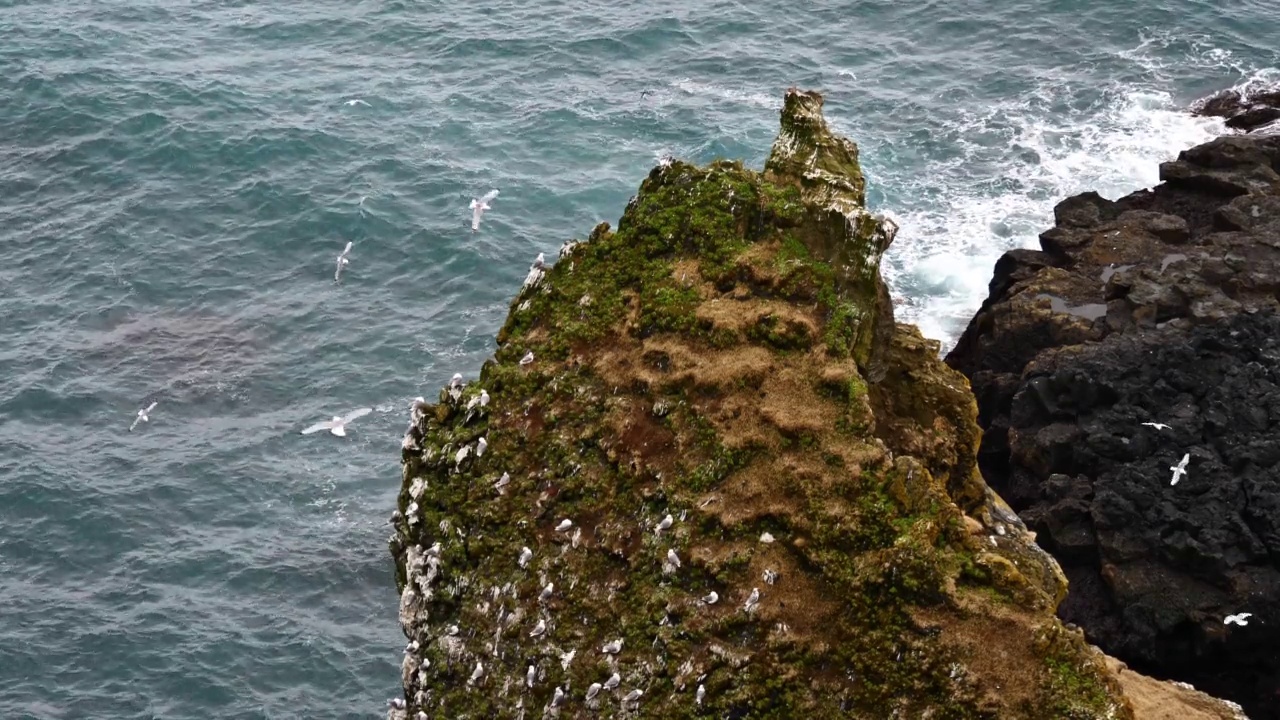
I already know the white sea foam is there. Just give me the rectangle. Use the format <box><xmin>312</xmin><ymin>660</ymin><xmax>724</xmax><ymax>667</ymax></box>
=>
<box><xmin>872</xmin><ymin>38</ymin><xmax>1272</xmax><ymax>348</ymax></box>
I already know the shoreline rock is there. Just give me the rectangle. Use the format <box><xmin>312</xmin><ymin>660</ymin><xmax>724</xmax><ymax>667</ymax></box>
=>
<box><xmin>387</xmin><ymin>88</ymin><xmax>1245</xmax><ymax>719</ymax></box>
<box><xmin>946</xmin><ymin>133</ymin><xmax>1280</xmax><ymax>718</ymax></box>
<box><xmin>1192</xmin><ymin>85</ymin><xmax>1280</xmax><ymax>135</ymax></box>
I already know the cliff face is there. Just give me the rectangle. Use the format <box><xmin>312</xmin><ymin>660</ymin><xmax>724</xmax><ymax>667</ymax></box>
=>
<box><xmin>387</xmin><ymin>89</ymin><xmax>1235</xmax><ymax>720</ymax></box>
<box><xmin>946</xmin><ymin>134</ymin><xmax>1280</xmax><ymax>718</ymax></box>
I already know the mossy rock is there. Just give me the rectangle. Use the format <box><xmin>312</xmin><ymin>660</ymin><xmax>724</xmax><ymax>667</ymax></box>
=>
<box><xmin>389</xmin><ymin>89</ymin><xmax>1132</xmax><ymax>720</ymax></box>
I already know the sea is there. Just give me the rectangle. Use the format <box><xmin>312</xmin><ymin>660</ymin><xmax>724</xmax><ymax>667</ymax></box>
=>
<box><xmin>0</xmin><ymin>1</ymin><xmax>1275</xmax><ymax>718</ymax></box>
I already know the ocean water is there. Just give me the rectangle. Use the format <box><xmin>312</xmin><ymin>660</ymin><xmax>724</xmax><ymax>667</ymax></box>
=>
<box><xmin>0</xmin><ymin>1</ymin><xmax>1275</xmax><ymax>717</ymax></box>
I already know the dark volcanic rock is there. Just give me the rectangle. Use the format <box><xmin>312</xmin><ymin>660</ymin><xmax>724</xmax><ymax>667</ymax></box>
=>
<box><xmin>947</xmin><ymin>133</ymin><xmax>1280</xmax><ymax>718</ymax></box>
<box><xmin>1193</xmin><ymin>86</ymin><xmax>1280</xmax><ymax>134</ymax></box>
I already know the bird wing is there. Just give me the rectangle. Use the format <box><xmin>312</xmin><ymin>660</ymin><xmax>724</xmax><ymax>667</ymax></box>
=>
<box><xmin>340</xmin><ymin>407</ymin><xmax>373</xmax><ymax>424</ymax></box>
<box><xmin>340</xmin><ymin>241</ymin><xmax>353</xmax><ymax>258</ymax></box>
<box><xmin>1179</xmin><ymin>453</ymin><xmax>1190</xmax><ymax>468</ymax></box>
<box><xmin>480</xmin><ymin>189</ymin><xmax>499</xmax><ymax>204</ymax></box>
<box><xmin>471</xmin><ymin>204</ymin><xmax>484</xmax><ymax>229</ymax></box>
<box><xmin>129</xmin><ymin>416</ymin><xmax>142</xmax><ymax>431</ymax></box>
<box><xmin>145</xmin><ymin>402</ymin><xmax>158</xmax><ymax>413</ymax></box>
<box><xmin>301</xmin><ymin>421</ymin><xmax>335</xmax><ymax>434</ymax></box>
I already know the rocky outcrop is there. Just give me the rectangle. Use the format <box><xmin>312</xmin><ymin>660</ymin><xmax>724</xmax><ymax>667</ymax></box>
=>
<box><xmin>1193</xmin><ymin>85</ymin><xmax>1280</xmax><ymax>134</ymax></box>
<box><xmin>947</xmin><ymin>133</ymin><xmax>1280</xmax><ymax>717</ymax></box>
<box><xmin>384</xmin><ymin>89</ymin><xmax>1195</xmax><ymax>719</ymax></box>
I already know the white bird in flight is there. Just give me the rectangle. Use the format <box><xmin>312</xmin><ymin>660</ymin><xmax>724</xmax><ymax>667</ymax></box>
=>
<box><xmin>1170</xmin><ymin>453</ymin><xmax>1190</xmax><ymax>486</ymax></box>
<box><xmin>470</xmin><ymin>189</ymin><xmax>499</xmax><ymax>231</ymax></box>
<box><xmin>344</xmin><ymin>99</ymin><xmax>370</xmax><ymax>107</ymax></box>
<box><xmin>1142</xmin><ymin>422</ymin><xmax>1171</xmax><ymax>431</ymax></box>
<box><xmin>129</xmin><ymin>401</ymin><xmax>158</xmax><ymax>431</ymax></box>
<box><xmin>335</xmin><ymin>241</ymin><xmax>352</xmax><ymax>281</ymax></box>
<box><xmin>300</xmin><ymin>407</ymin><xmax>372</xmax><ymax>437</ymax></box>
<box><xmin>1225</xmin><ymin>613</ymin><xmax>1252</xmax><ymax>626</ymax></box>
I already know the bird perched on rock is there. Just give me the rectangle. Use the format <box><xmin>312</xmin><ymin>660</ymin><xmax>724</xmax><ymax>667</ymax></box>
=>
<box><xmin>476</xmin><ymin>437</ymin><xmax>488</xmax><ymax>457</ymax></box>
<box><xmin>532</xmin><ymin>252</ymin><xmax>546</xmax><ymax>270</ymax></box>
<box><xmin>450</xmin><ymin>373</ymin><xmax>464</xmax><ymax>389</ymax></box>
<box><xmin>424</xmin><ymin>541</ymin><xmax>441</xmax><ymax>557</ymax></box>
<box><xmin>763</xmin><ymin>568</ymin><xmax>778</xmax><ymax>585</ymax></box>
<box><xmin>520</xmin><ymin>351</ymin><xmax>535</xmax><ymax>366</ymax></box>
<box><xmin>555</xmin><ymin>518</ymin><xmax>573</xmax><ymax>532</ymax></box>
<box><xmin>530</xmin><ymin>618</ymin><xmax>547</xmax><ymax>637</ymax></box>
<box><xmin>301</xmin><ymin>407</ymin><xmax>372</xmax><ymax>437</ymax></box>
<box><xmin>585</xmin><ymin>682</ymin><xmax>602</xmax><ymax>701</ymax></box>
<box><xmin>468</xmin><ymin>660</ymin><xmax>484</xmax><ymax>685</ymax></box>
<box><xmin>470</xmin><ymin>189</ymin><xmax>499</xmax><ymax>231</ymax></box>
<box><xmin>455</xmin><ymin>445</ymin><xmax>471</xmax><ymax>466</ymax></box>
<box><xmin>666</xmin><ymin>548</ymin><xmax>682</xmax><ymax>569</ymax></box>
<box><xmin>518</xmin><ymin>546</ymin><xmax>533</xmax><ymax>568</ymax></box>
<box><xmin>603</xmin><ymin>672</ymin><xmax>621</xmax><ymax>691</ymax></box>
<box><xmin>479</xmin><ymin>389</ymin><xmax>490</xmax><ymax>407</ymax></box>
<box><xmin>335</xmin><ymin>241</ymin><xmax>352</xmax><ymax>282</ymax></box>
<box><xmin>601</xmin><ymin>638</ymin><xmax>622</xmax><ymax>654</ymax></box>
<box><xmin>494</xmin><ymin>472</ymin><xmax>511</xmax><ymax>493</ymax></box>
<box><xmin>539</xmin><ymin>582</ymin><xmax>554</xmax><ymax>602</ymax></box>
<box><xmin>387</xmin><ymin>698</ymin><xmax>405</xmax><ymax>709</ymax></box>
<box><xmin>743</xmin><ymin>587</ymin><xmax>761</xmax><ymax>612</ymax></box>
<box><xmin>696</xmin><ymin>684</ymin><xmax>705</xmax><ymax>706</ymax></box>
<box><xmin>1225</xmin><ymin>613</ymin><xmax>1253</xmax><ymax>626</ymax></box>
<box><xmin>655</xmin><ymin>514</ymin><xmax>673</xmax><ymax>535</ymax></box>
<box><xmin>1170</xmin><ymin>452</ymin><xmax>1190</xmax><ymax>485</ymax></box>
<box><xmin>129</xmin><ymin>401</ymin><xmax>159</xmax><ymax>431</ymax></box>
<box><xmin>551</xmin><ymin>687</ymin><xmax>565</xmax><ymax>707</ymax></box>
<box><xmin>701</xmin><ymin>591</ymin><xmax>719</xmax><ymax>605</ymax></box>
<box><xmin>623</xmin><ymin>689</ymin><xmax>643</xmax><ymax>704</ymax></box>
<box><xmin>526</xmin><ymin>664</ymin><xmax>536</xmax><ymax>688</ymax></box>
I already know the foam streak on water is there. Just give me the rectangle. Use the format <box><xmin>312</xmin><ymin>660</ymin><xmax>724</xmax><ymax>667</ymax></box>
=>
<box><xmin>0</xmin><ymin>1</ymin><xmax>1275</xmax><ymax>718</ymax></box>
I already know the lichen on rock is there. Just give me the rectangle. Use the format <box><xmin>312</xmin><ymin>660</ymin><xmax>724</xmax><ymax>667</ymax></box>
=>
<box><xmin>389</xmin><ymin>89</ymin><xmax>1140</xmax><ymax>719</ymax></box>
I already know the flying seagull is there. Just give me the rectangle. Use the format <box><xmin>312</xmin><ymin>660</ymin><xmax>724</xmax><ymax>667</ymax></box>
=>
<box><xmin>344</xmin><ymin>99</ymin><xmax>370</xmax><ymax>107</ymax></box>
<box><xmin>129</xmin><ymin>401</ymin><xmax>158</xmax><ymax>431</ymax></box>
<box><xmin>335</xmin><ymin>241</ymin><xmax>352</xmax><ymax>281</ymax></box>
<box><xmin>1225</xmin><ymin>613</ymin><xmax>1252</xmax><ymax>626</ymax></box>
<box><xmin>470</xmin><ymin>189</ymin><xmax>499</xmax><ymax>231</ymax></box>
<box><xmin>1170</xmin><ymin>453</ymin><xmax>1190</xmax><ymax>486</ymax></box>
<box><xmin>1142</xmin><ymin>422</ymin><xmax>1171</xmax><ymax>431</ymax></box>
<box><xmin>300</xmin><ymin>407</ymin><xmax>373</xmax><ymax>437</ymax></box>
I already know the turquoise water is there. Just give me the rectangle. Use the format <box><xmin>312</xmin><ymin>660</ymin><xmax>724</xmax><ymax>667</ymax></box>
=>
<box><xmin>0</xmin><ymin>1</ymin><xmax>1275</xmax><ymax>717</ymax></box>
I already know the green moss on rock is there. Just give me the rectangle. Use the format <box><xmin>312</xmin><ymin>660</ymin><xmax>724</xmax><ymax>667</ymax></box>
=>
<box><xmin>389</xmin><ymin>89</ymin><xmax>1133</xmax><ymax>720</ymax></box>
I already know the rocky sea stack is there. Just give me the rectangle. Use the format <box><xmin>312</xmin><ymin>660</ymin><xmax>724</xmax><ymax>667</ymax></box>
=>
<box><xmin>947</xmin><ymin>131</ymin><xmax>1280</xmax><ymax>718</ymax></box>
<box><xmin>389</xmin><ymin>90</ymin><xmax>1244</xmax><ymax>719</ymax></box>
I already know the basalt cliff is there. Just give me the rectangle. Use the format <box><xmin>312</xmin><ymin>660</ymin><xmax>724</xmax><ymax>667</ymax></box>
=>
<box><xmin>388</xmin><ymin>90</ymin><xmax>1244</xmax><ymax>719</ymax></box>
<box><xmin>947</xmin><ymin>130</ymin><xmax>1280</xmax><ymax>718</ymax></box>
